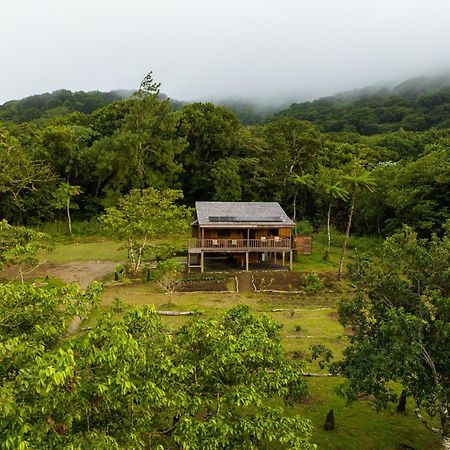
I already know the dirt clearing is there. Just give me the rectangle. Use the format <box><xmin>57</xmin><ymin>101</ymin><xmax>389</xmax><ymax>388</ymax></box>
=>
<box><xmin>0</xmin><ymin>261</ymin><xmax>117</xmax><ymax>288</ymax></box>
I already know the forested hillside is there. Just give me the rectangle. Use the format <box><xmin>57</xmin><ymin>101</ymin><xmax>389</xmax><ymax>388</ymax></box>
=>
<box><xmin>0</xmin><ymin>89</ymin><xmax>134</xmax><ymax>123</ymax></box>
<box><xmin>1</xmin><ymin>73</ymin><xmax>449</xmax><ymax>239</ymax></box>
<box><xmin>276</xmin><ymin>74</ymin><xmax>450</xmax><ymax>134</ymax></box>
<box><xmin>1</xmin><ymin>73</ymin><xmax>449</xmax><ymax>449</ymax></box>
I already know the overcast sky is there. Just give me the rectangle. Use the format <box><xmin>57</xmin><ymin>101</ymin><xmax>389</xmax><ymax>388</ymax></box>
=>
<box><xmin>1</xmin><ymin>0</ymin><xmax>450</xmax><ymax>105</ymax></box>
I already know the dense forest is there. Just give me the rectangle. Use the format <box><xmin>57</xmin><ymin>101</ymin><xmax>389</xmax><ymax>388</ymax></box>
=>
<box><xmin>277</xmin><ymin>74</ymin><xmax>450</xmax><ymax>134</ymax></box>
<box><xmin>1</xmin><ymin>73</ymin><xmax>449</xmax><ymax>449</ymax></box>
<box><xmin>1</xmin><ymin>73</ymin><xmax>449</xmax><ymax>239</ymax></box>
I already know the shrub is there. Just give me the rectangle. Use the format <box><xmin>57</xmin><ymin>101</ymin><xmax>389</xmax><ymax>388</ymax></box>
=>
<box><xmin>303</xmin><ymin>273</ymin><xmax>324</xmax><ymax>294</ymax></box>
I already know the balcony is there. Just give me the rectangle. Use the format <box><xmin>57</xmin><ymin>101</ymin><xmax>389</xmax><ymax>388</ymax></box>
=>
<box><xmin>188</xmin><ymin>237</ymin><xmax>292</xmax><ymax>252</ymax></box>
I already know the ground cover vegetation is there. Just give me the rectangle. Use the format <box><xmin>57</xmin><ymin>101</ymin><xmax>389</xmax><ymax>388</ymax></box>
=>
<box><xmin>0</xmin><ymin>72</ymin><xmax>449</xmax><ymax>448</ymax></box>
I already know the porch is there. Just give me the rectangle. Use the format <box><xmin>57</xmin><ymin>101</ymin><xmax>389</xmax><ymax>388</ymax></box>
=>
<box><xmin>187</xmin><ymin>237</ymin><xmax>293</xmax><ymax>273</ymax></box>
<box><xmin>188</xmin><ymin>237</ymin><xmax>292</xmax><ymax>252</ymax></box>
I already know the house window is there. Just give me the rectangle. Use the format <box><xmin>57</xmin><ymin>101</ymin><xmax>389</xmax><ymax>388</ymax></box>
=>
<box><xmin>269</xmin><ymin>229</ymin><xmax>279</xmax><ymax>237</ymax></box>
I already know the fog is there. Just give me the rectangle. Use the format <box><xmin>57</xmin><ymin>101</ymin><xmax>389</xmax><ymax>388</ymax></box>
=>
<box><xmin>1</xmin><ymin>0</ymin><xmax>450</xmax><ymax>105</ymax></box>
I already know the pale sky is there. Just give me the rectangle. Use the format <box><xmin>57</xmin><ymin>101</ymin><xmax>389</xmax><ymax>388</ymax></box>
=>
<box><xmin>1</xmin><ymin>0</ymin><xmax>450</xmax><ymax>104</ymax></box>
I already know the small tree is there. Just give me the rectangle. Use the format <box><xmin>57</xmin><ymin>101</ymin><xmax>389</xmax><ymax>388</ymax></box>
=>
<box><xmin>99</xmin><ymin>188</ymin><xmax>192</xmax><ymax>276</ymax></box>
<box><xmin>0</xmin><ymin>219</ymin><xmax>50</xmax><ymax>283</ymax></box>
<box><xmin>52</xmin><ymin>182</ymin><xmax>82</xmax><ymax>235</ymax></box>
<box><xmin>157</xmin><ymin>259</ymin><xmax>183</xmax><ymax>305</ymax></box>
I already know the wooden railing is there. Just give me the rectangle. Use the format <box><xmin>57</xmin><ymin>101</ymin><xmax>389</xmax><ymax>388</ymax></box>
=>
<box><xmin>189</xmin><ymin>238</ymin><xmax>292</xmax><ymax>250</ymax></box>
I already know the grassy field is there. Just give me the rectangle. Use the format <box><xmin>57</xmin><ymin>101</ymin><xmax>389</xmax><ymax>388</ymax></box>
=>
<box><xmin>77</xmin><ymin>282</ymin><xmax>440</xmax><ymax>450</ymax></box>
<box><xmin>42</xmin><ymin>238</ymin><xmax>127</xmax><ymax>263</ymax></box>
<box><xmin>37</xmin><ymin>235</ymin><xmax>440</xmax><ymax>449</ymax></box>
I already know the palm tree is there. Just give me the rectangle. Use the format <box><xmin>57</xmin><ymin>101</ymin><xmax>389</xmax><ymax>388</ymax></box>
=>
<box><xmin>322</xmin><ymin>181</ymin><xmax>349</xmax><ymax>259</ymax></box>
<box><xmin>291</xmin><ymin>173</ymin><xmax>314</xmax><ymax>222</ymax></box>
<box><xmin>337</xmin><ymin>170</ymin><xmax>376</xmax><ymax>279</ymax></box>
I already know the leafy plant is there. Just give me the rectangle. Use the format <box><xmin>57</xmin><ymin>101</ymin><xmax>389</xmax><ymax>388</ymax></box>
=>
<box><xmin>303</xmin><ymin>273</ymin><xmax>324</xmax><ymax>294</ymax></box>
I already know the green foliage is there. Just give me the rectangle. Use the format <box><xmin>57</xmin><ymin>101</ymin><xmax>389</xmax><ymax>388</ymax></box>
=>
<box><xmin>308</xmin><ymin>344</ymin><xmax>334</xmax><ymax>370</ymax></box>
<box><xmin>177</xmin><ymin>102</ymin><xmax>241</xmax><ymax>203</ymax></box>
<box><xmin>0</xmin><ymin>219</ymin><xmax>49</xmax><ymax>273</ymax></box>
<box><xmin>2</xmin><ymin>71</ymin><xmax>450</xmax><ymax>241</ymax></box>
<box><xmin>276</xmin><ymin>83</ymin><xmax>450</xmax><ymax>134</ymax></box>
<box><xmin>0</xmin><ymin>297</ymin><xmax>315</xmax><ymax>449</ymax></box>
<box><xmin>0</xmin><ymin>127</ymin><xmax>54</xmax><ymax>221</ymax></box>
<box><xmin>99</xmin><ymin>188</ymin><xmax>192</xmax><ymax>275</ymax></box>
<box><xmin>337</xmin><ymin>226</ymin><xmax>450</xmax><ymax>444</ymax></box>
<box><xmin>303</xmin><ymin>273</ymin><xmax>324</xmax><ymax>294</ymax></box>
<box><xmin>0</xmin><ymin>89</ymin><xmax>128</xmax><ymax>123</ymax></box>
<box><xmin>296</xmin><ymin>220</ymin><xmax>313</xmax><ymax>235</ymax></box>
<box><xmin>156</xmin><ymin>258</ymin><xmax>183</xmax><ymax>303</ymax></box>
<box><xmin>210</xmin><ymin>157</ymin><xmax>242</xmax><ymax>201</ymax></box>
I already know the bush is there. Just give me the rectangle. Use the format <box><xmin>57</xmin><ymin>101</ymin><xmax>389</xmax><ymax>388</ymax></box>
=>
<box><xmin>303</xmin><ymin>273</ymin><xmax>324</xmax><ymax>294</ymax></box>
<box><xmin>296</xmin><ymin>220</ymin><xmax>313</xmax><ymax>235</ymax></box>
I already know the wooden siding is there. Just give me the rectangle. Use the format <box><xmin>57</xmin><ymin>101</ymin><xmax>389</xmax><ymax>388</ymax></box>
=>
<box><xmin>295</xmin><ymin>235</ymin><xmax>313</xmax><ymax>255</ymax></box>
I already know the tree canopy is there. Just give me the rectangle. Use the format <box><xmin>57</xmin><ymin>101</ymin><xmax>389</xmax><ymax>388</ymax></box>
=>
<box><xmin>0</xmin><ymin>285</ymin><xmax>315</xmax><ymax>450</ymax></box>
<box><xmin>336</xmin><ymin>226</ymin><xmax>450</xmax><ymax>447</ymax></box>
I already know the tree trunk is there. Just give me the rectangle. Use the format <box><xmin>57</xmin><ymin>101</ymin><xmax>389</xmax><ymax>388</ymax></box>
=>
<box><xmin>326</xmin><ymin>201</ymin><xmax>332</xmax><ymax>254</ymax></box>
<box><xmin>338</xmin><ymin>189</ymin><xmax>356</xmax><ymax>280</ymax></box>
<box><xmin>66</xmin><ymin>199</ymin><xmax>72</xmax><ymax>236</ymax></box>
<box><xmin>293</xmin><ymin>190</ymin><xmax>298</xmax><ymax>222</ymax></box>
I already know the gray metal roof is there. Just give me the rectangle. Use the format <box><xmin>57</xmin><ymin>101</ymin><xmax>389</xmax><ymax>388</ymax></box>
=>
<box><xmin>195</xmin><ymin>202</ymin><xmax>295</xmax><ymax>228</ymax></box>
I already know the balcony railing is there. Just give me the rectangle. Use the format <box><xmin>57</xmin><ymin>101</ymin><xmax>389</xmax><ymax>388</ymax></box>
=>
<box><xmin>189</xmin><ymin>237</ymin><xmax>292</xmax><ymax>250</ymax></box>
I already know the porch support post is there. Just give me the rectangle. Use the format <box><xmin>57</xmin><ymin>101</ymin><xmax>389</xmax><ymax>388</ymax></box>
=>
<box><xmin>274</xmin><ymin>252</ymin><xmax>277</xmax><ymax>263</ymax></box>
<box><xmin>246</xmin><ymin>251</ymin><xmax>249</xmax><ymax>272</ymax></box>
<box><xmin>201</xmin><ymin>251</ymin><xmax>204</xmax><ymax>273</ymax></box>
<box><xmin>282</xmin><ymin>251</ymin><xmax>285</xmax><ymax>267</ymax></box>
<box><xmin>290</xmin><ymin>250</ymin><xmax>293</xmax><ymax>271</ymax></box>
<box><xmin>201</xmin><ymin>228</ymin><xmax>205</xmax><ymax>247</ymax></box>
<box><xmin>188</xmin><ymin>253</ymin><xmax>191</xmax><ymax>273</ymax></box>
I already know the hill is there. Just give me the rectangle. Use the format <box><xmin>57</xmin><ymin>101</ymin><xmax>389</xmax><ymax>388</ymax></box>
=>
<box><xmin>0</xmin><ymin>89</ymin><xmax>133</xmax><ymax>122</ymax></box>
<box><xmin>275</xmin><ymin>73</ymin><xmax>450</xmax><ymax>134</ymax></box>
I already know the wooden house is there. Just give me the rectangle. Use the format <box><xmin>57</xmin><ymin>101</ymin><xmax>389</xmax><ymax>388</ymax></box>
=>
<box><xmin>188</xmin><ymin>201</ymin><xmax>295</xmax><ymax>272</ymax></box>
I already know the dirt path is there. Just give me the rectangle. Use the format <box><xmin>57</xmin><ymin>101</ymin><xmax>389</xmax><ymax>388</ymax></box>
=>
<box><xmin>236</xmin><ymin>273</ymin><xmax>254</xmax><ymax>293</ymax></box>
<box><xmin>0</xmin><ymin>261</ymin><xmax>117</xmax><ymax>288</ymax></box>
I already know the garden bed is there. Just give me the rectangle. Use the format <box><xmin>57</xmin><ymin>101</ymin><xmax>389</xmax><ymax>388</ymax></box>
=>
<box><xmin>252</xmin><ymin>271</ymin><xmax>336</xmax><ymax>292</ymax></box>
<box><xmin>177</xmin><ymin>274</ymin><xmax>234</xmax><ymax>292</ymax></box>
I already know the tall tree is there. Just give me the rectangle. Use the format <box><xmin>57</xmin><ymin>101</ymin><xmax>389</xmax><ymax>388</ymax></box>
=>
<box><xmin>338</xmin><ymin>167</ymin><xmax>376</xmax><ymax>279</ymax></box>
<box><xmin>337</xmin><ymin>226</ymin><xmax>450</xmax><ymax>449</ymax></box>
<box><xmin>210</xmin><ymin>157</ymin><xmax>242</xmax><ymax>201</ymax></box>
<box><xmin>89</xmin><ymin>73</ymin><xmax>185</xmax><ymax>206</ymax></box>
<box><xmin>0</xmin><ymin>220</ymin><xmax>49</xmax><ymax>282</ymax></box>
<box><xmin>315</xmin><ymin>168</ymin><xmax>349</xmax><ymax>258</ymax></box>
<box><xmin>258</xmin><ymin>118</ymin><xmax>323</xmax><ymax>218</ymax></box>
<box><xmin>0</xmin><ymin>128</ymin><xmax>53</xmax><ymax>222</ymax></box>
<box><xmin>177</xmin><ymin>102</ymin><xmax>241</xmax><ymax>202</ymax></box>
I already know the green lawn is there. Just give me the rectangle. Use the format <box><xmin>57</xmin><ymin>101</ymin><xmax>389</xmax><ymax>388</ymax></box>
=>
<box><xmin>45</xmin><ymin>234</ymin><xmax>439</xmax><ymax>450</ymax></box>
<box><xmin>77</xmin><ymin>282</ymin><xmax>440</xmax><ymax>450</ymax></box>
<box><xmin>43</xmin><ymin>239</ymin><xmax>127</xmax><ymax>263</ymax></box>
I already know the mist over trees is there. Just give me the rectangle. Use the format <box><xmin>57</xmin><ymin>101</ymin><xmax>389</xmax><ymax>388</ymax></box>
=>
<box><xmin>0</xmin><ymin>72</ymin><xmax>449</xmax><ymax>448</ymax></box>
<box><xmin>1</xmin><ymin>72</ymin><xmax>450</xmax><ymax>239</ymax></box>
